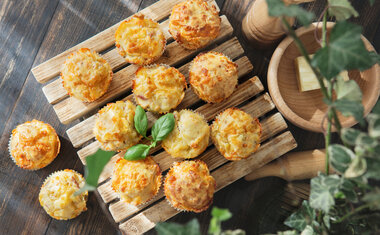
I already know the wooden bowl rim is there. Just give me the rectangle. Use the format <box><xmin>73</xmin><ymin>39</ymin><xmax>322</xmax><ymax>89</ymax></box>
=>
<box><xmin>268</xmin><ymin>22</ymin><xmax>380</xmax><ymax>133</ymax></box>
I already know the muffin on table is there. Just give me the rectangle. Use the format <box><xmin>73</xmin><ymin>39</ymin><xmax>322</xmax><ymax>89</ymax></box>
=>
<box><xmin>9</xmin><ymin>119</ymin><xmax>60</xmax><ymax>170</ymax></box>
<box><xmin>61</xmin><ymin>48</ymin><xmax>113</xmax><ymax>102</ymax></box>
<box><xmin>164</xmin><ymin>160</ymin><xmax>216</xmax><ymax>212</ymax></box>
<box><xmin>132</xmin><ymin>64</ymin><xmax>186</xmax><ymax>113</ymax></box>
<box><xmin>162</xmin><ymin>110</ymin><xmax>210</xmax><ymax>159</ymax></box>
<box><xmin>39</xmin><ymin>169</ymin><xmax>88</xmax><ymax>220</ymax></box>
<box><xmin>93</xmin><ymin>100</ymin><xmax>142</xmax><ymax>151</ymax></box>
<box><xmin>189</xmin><ymin>51</ymin><xmax>238</xmax><ymax>103</ymax></box>
<box><xmin>169</xmin><ymin>0</ymin><xmax>221</xmax><ymax>49</ymax></box>
<box><xmin>211</xmin><ymin>108</ymin><xmax>262</xmax><ymax>161</ymax></box>
<box><xmin>111</xmin><ymin>157</ymin><xmax>161</xmax><ymax>205</ymax></box>
<box><xmin>115</xmin><ymin>14</ymin><xmax>166</xmax><ymax>65</ymax></box>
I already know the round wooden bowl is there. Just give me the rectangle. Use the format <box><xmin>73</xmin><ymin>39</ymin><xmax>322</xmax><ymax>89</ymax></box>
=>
<box><xmin>268</xmin><ymin>22</ymin><xmax>380</xmax><ymax>133</ymax></box>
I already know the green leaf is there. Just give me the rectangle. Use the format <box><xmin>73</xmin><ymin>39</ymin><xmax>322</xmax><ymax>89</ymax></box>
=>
<box><xmin>277</xmin><ymin>231</ymin><xmax>299</xmax><ymax>235</ymax></box>
<box><xmin>134</xmin><ymin>105</ymin><xmax>148</xmax><ymax>138</ymax></box>
<box><xmin>334</xmin><ymin>99</ymin><xmax>364</xmax><ymax>124</ymax></box>
<box><xmin>328</xmin><ymin>144</ymin><xmax>356</xmax><ymax>173</ymax></box>
<box><xmin>367</xmin><ymin>114</ymin><xmax>380</xmax><ymax>138</ymax></box>
<box><xmin>363</xmin><ymin>187</ymin><xmax>380</xmax><ymax>210</ymax></box>
<box><xmin>371</xmin><ymin>99</ymin><xmax>380</xmax><ymax>115</ymax></box>
<box><xmin>365</xmin><ymin>158</ymin><xmax>380</xmax><ymax>180</ymax></box>
<box><xmin>284</xmin><ymin>201</ymin><xmax>316</xmax><ymax>231</ymax></box>
<box><xmin>266</xmin><ymin>0</ymin><xmax>315</xmax><ymax>26</ymax></box>
<box><xmin>309</xmin><ymin>174</ymin><xmax>341</xmax><ymax>213</ymax></box>
<box><xmin>300</xmin><ymin>225</ymin><xmax>313</xmax><ymax>235</ymax></box>
<box><xmin>311</xmin><ymin>21</ymin><xmax>377</xmax><ymax>79</ymax></box>
<box><xmin>323</xmin><ymin>214</ymin><xmax>330</xmax><ymax>229</ymax></box>
<box><xmin>156</xmin><ymin>219</ymin><xmax>201</xmax><ymax>235</ymax></box>
<box><xmin>344</xmin><ymin>156</ymin><xmax>367</xmax><ymax>178</ymax></box>
<box><xmin>335</xmin><ymin>77</ymin><xmax>362</xmax><ymax>102</ymax></box>
<box><xmin>340</xmin><ymin>179</ymin><xmax>358</xmax><ymax>202</ymax></box>
<box><xmin>221</xmin><ymin>230</ymin><xmax>246</xmax><ymax>235</ymax></box>
<box><xmin>211</xmin><ymin>207</ymin><xmax>232</xmax><ymax>221</ymax></box>
<box><xmin>341</xmin><ymin>128</ymin><xmax>362</xmax><ymax>146</ymax></box>
<box><xmin>124</xmin><ymin>144</ymin><xmax>151</xmax><ymax>161</ymax></box>
<box><xmin>152</xmin><ymin>113</ymin><xmax>175</xmax><ymax>142</ymax></box>
<box><xmin>327</xmin><ymin>0</ymin><xmax>358</xmax><ymax>21</ymax></box>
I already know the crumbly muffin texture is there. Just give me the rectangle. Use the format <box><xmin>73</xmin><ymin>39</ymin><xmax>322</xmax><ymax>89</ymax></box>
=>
<box><xmin>111</xmin><ymin>157</ymin><xmax>161</xmax><ymax>205</ymax></box>
<box><xmin>10</xmin><ymin>119</ymin><xmax>60</xmax><ymax>170</ymax></box>
<box><xmin>39</xmin><ymin>169</ymin><xmax>88</xmax><ymax>220</ymax></box>
<box><xmin>133</xmin><ymin>65</ymin><xmax>186</xmax><ymax>113</ymax></box>
<box><xmin>189</xmin><ymin>51</ymin><xmax>238</xmax><ymax>103</ymax></box>
<box><xmin>94</xmin><ymin>100</ymin><xmax>142</xmax><ymax>151</ymax></box>
<box><xmin>61</xmin><ymin>48</ymin><xmax>113</xmax><ymax>102</ymax></box>
<box><xmin>211</xmin><ymin>108</ymin><xmax>262</xmax><ymax>161</ymax></box>
<box><xmin>164</xmin><ymin>160</ymin><xmax>215</xmax><ymax>212</ymax></box>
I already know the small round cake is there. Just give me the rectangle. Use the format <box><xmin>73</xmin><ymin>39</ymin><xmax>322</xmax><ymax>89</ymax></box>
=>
<box><xmin>93</xmin><ymin>100</ymin><xmax>142</xmax><ymax>151</ymax></box>
<box><xmin>162</xmin><ymin>110</ymin><xmax>209</xmax><ymax>159</ymax></box>
<box><xmin>169</xmin><ymin>0</ymin><xmax>221</xmax><ymax>49</ymax></box>
<box><xmin>9</xmin><ymin>120</ymin><xmax>60</xmax><ymax>170</ymax></box>
<box><xmin>111</xmin><ymin>157</ymin><xmax>161</xmax><ymax>205</ymax></box>
<box><xmin>61</xmin><ymin>48</ymin><xmax>113</xmax><ymax>102</ymax></box>
<box><xmin>133</xmin><ymin>64</ymin><xmax>186</xmax><ymax>113</ymax></box>
<box><xmin>39</xmin><ymin>169</ymin><xmax>88</xmax><ymax>220</ymax></box>
<box><xmin>211</xmin><ymin>108</ymin><xmax>262</xmax><ymax>161</ymax></box>
<box><xmin>189</xmin><ymin>51</ymin><xmax>238</xmax><ymax>103</ymax></box>
<box><xmin>115</xmin><ymin>14</ymin><xmax>166</xmax><ymax>65</ymax></box>
<box><xmin>164</xmin><ymin>160</ymin><xmax>215</xmax><ymax>212</ymax></box>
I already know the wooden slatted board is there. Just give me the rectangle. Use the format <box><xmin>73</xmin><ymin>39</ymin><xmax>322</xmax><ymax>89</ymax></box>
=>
<box><xmin>31</xmin><ymin>0</ymin><xmax>297</xmax><ymax>234</ymax></box>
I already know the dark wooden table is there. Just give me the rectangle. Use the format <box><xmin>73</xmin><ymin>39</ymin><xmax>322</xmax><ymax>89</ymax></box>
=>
<box><xmin>0</xmin><ymin>0</ymin><xmax>379</xmax><ymax>234</ymax></box>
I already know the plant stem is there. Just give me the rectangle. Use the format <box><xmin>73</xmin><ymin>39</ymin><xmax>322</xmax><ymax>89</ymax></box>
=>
<box><xmin>321</xmin><ymin>10</ymin><xmax>328</xmax><ymax>47</ymax></box>
<box><xmin>336</xmin><ymin>204</ymin><xmax>370</xmax><ymax>223</ymax></box>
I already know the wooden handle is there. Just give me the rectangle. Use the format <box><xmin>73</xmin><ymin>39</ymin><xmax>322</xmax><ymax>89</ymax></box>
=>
<box><xmin>244</xmin><ymin>149</ymin><xmax>332</xmax><ymax>181</ymax></box>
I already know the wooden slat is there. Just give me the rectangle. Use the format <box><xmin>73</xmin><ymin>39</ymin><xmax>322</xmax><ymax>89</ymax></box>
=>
<box><xmin>54</xmin><ymin>16</ymin><xmax>233</xmax><ymax>124</ymax></box>
<box><xmin>118</xmin><ymin>131</ymin><xmax>297</xmax><ymax>235</ymax></box>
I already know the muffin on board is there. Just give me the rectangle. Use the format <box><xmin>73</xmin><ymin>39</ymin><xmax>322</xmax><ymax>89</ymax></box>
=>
<box><xmin>39</xmin><ymin>169</ymin><xmax>88</xmax><ymax>220</ymax></box>
<box><xmin>162</xmin><ymin>110</ymin><xmax>210</xmax><ymax>159</ymax></box>
<box><xmin>9</xmin><ymin>119</ymin><xmax>60</xmax><ymax>170</ymax></box>
<box><xmin>211</xmin><ymin>108</ymin><xmax>262</xmax><ymax>161</ymax></box>
<box><xmin>169</xmin><ymin>0</ymin><xmax>221</xmax><ymax>49</ymax></box>
<box><xmin>61</xmin><ymin>48</ymin><xmax>113</xmax><ymax>102</ymax></box>
<box><xmin>132</xmin><ymin>64</ymin><xmax>186</xmax><ymax>113</ymax></box>
<box><xmin>93</xmin><ymin>100</ymin><xmax>142</xmax><ymax>151</ymax></box>
<box><xmin>111</xmin><ymin>157</ymin><xmax>162</xmax><ymax>205</ymax></box>
<box><xmin>189</xmin><ymin>51</ymin><xmax>238</xmax><ymax>103</ymax></box>
<box><xmin>115</xmin><ymin>14</ymin><xmax>166</xmax><ymax>65</ymax></box>
<box><xmin>164</xmin><ymin>160</ymin><xmax>216</xmax><ymax>212</ymax></box>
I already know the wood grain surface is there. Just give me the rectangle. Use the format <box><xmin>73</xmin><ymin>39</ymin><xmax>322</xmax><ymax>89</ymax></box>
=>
<box><xmin>0</xmin><ymin>0</ymin><xmax>379</xmax><ymax>234</ymax></box>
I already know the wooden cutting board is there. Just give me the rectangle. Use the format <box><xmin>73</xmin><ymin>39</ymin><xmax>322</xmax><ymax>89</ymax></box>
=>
<box><xmin>31</xmin><ymin>0</ymin><xmax>297</xmax><ymax>234</ymax></box>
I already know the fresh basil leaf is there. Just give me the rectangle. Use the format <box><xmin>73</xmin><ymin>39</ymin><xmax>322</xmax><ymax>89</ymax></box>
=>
<box><xmin>309</xmin><ymin>174</ymin><xmax>341</xmax><ymax>213</ymax></box>
<box><xmin>152</xmin><ymin>113</ymin><xmax>175</xmax><ymax>142</ymax></box>
<box><xmin>266</xmin><ymin>0</ymin><xmax>315</xmax><ymax>26</ymax></box>
<box><xmin>344</xmin><ymin>156</ymin><xmax>367</xmax><ymax>178</ymax></box>
<box><xmin>134</xmin><ymin>105</ymin><xmax>148</xmax><ymax>138</ymax></box>
<box><xmin>284</xmin><ymin>201</ymin><xmax>316</xmax><ymax>231</ymax></box>
<box><xmin>124</xmin><ymin>144</ymin><xmax>150</xmax><ymax>161</ymax></box>
<box><xmin>335</xmin><ymin>77</ymin><xmax>362</xmax><ymax>102</ymax></box>
<box><xmin>334</xmin><ymin>99</ymin><xmax>364</xmax><ymax>124</ymax></box>
<box><xmin>328</xmin><ymin>144</ymin><xmax>356</xmax><ymax>173</ymax></box>
<box><xmin>328</xmin><ymin>0</ymin><xmax>358</xmax><ymax>21</ymax></box>
<box><xmin>156</xmin><ymin>219</ymin><xmax>201</xmax><ymax>235</ymax></box>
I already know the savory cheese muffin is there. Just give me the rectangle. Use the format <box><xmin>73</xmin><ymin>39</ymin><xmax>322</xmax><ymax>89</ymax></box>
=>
<box><xmin>169</xmin><ymin>0</ymin><xmax>221</xmax><ymax>49</ymax></box>
<box><xmin>93</xmin><ymin>100</ymin><xmax>142</xmax><ymax>151</ymax></box>
<box><xmin>211</xmin><ymin>108</ymin><xmax>262</xmax><ymax>161</ymax></box>
<box><xmin>9</xmin><ymin>120</ymin><xmax>60</xmax><ymax>170</ymax></box>
<box><xmin>164</xmin><ymin>160</ymin><xmax>215</xmax><ymax>212</ymax></box>
<box><xmin>39</xmin><ymin>169</ymin><xmax>88</xmax><ymax>220</ymax></box>
<box><xmin>111</xmin><ymin>157</ymin><xmax>161</xmax><ymax>205</ymax></box>
<box><xmin>189</xmin><ymin>51</ymin><xmax>238</xmax><ymax>103</ymax></box>
<box><xmin>61</xmin><ymin>48</ymin><xmax>113</xmax><ymax>102</ymax></box>
<box><xmin>133</xmin><ymin>64</ymin><xmax>186</xmax><ymax>113</ymax></box>
<box><xmin>162</xmin><ymin>110</ymin><xmax>209</xmax><ymax>159</ymax></box>
<box><xmin>115</xmin><ymin>14</ymin><xmax>166</xmax><ymax>65</ymax></box>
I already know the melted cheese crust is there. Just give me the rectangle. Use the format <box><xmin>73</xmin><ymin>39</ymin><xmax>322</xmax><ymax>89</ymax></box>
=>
<box><xmin>189</xmin><ymin>51</ymin><xmax>238</xmax><ymax>103</ymax></box>
<box><xmin>162</xmin><ymin>110</ymin><xmax>210</xmax><ymax>159</ymax></box>
<box><xmin>61</xmin><ymin>48</ymin><xmax>113</xmax><ymax>102</ymax></box>
<box><xmin>169</xmin><ymin>0</ymin><xmax>220</xmax><ymax>49</ymax></box>
<box><xmin>10</xmin><ymin>120</ymin><xmax>60</xmax><ymax>170</ymax></box>
<box><xmin>164</xmin><ymin>160</ymin><xmax>215</xmax><ymax>212</ymax></box>
<box><xmin>115</xmin><ymin>14</ymin><xmax>166</xmax><ymax>65</ymax></box>
<box><xmin>111</xmin><ymin>157</ymin><xmax>161</xmax><ymax>205</ymax></box>
<box><xmin>133</xmin><ymin>65</ymin><xmax>186</xmax><ymax>113</ymax></box>
<box><xmin>93</xmin><ymin>101</ymin><xmax>142</xmax><ymax>151</ymax></box>
<box><xmin>211</xmin><ymin>108</ymin><xmax>262</xmax><ymax>161</ymax></box>
<box><xmin>39</xmin><ymin>169</ymin><xmax>88</xmax><ymax>220</ymax></box>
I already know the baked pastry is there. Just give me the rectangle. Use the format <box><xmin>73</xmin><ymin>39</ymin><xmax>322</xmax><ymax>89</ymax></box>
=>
<box><xmin>39</xmin><ymin>169</ymin><xmax>88</xmax><ymax>220</ymax></box>
<box><xmin>211</xmin><ymin>108</ymin><xmax>262</xmax><ymax>161</ymax></box>
<box><xmin>61</xmin><ymin>48</ymin><xmax>113</xmax><ymax>102</ymax></box>
<box><xmin>9</xmin><ymin>120</ymin><xmax>60</xmax><ymax>170</ymax></box>
<box><xmin>169</xmin><ymin>0</ymin><xmax>221</xmax><ymax>49</ymax></box>
<box><xmin>189</xmin><ymin>51</ymin><xmax>238</xmax><ymax>103</ymax></box>
<box><xmin>133</xmin><ymin>64</ymin><xmax>186</xmax><ymax>113</ymax></box>
<box><xmin>164</xmin><ymin>160</ymin><xmax>215</xmax><ymax>212</ymax></box>
<box><xmin>115</xmin><ymin>14</ymin><xmax>166</xmax><ymax>65</ymax></box>
<box><xmin>111</xmin><ymin>157</ymin><xmax>161</xmax><ymax>205</ymax></box>
<box><xmin>162</xmin><ymin>110</ymin><xmax>209</xmax><ymax>159</ymax></box>
<box><xmin>93</xmin><ymin>100</ymin><xmax>142</xmax><ymax>151</ymax></box>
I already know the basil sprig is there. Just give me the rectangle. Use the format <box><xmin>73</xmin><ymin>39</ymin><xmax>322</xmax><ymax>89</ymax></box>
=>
<box><xmin>134</xmin><ymin>105</ymin><xmax>148</xmax><ymax>138</ymax></box>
